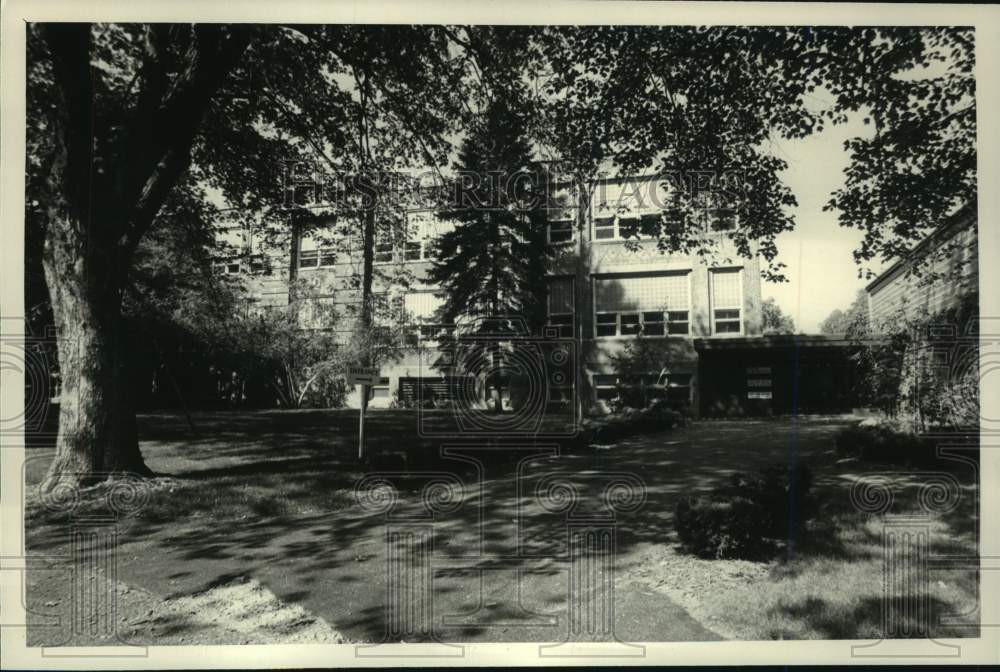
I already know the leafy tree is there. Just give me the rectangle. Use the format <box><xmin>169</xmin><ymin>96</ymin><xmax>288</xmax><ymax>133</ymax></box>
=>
<box><xmin>26</xmin><ymin>23</ymin><xmax>469</xmax><ymax>488</ymax></box>
<box><xmin>802</xmin><ymin>28</ymin><xmax>976</xmax><ymax>280</ymax></box>
<box><xmin>761</xmin><ymin>297</ymin><xmax>795</xmax><ymax>335</ymax></box>
<box><xmin>819</xmin><ymin>289</ymin><xmax>869</xmax><ymax>336</ymax></box>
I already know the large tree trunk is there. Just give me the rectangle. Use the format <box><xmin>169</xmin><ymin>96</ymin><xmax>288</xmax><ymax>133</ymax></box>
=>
<box><xmin>40</xmin><ymin>216</ymin><xmax>153</xmax><ymax>491</ymax></box>
<box><xmin>34</xmin><ymin>23</ymin><xmax>251</xmax><ymax>490</ymax></box>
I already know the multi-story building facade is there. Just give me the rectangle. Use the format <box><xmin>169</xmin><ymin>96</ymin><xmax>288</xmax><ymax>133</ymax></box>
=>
<box><xmin>214</xmin><ymin>171</ymin><xmax>765</xmax><ymax>415</ymax></box>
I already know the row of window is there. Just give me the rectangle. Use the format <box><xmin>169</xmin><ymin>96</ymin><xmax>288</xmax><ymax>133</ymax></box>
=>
<box><xmin>546</xmin><ymin>209</ymin><xmax>737</xmax><ymax>246</ymax></box>
<box><xmin>212</xmin><ymin>257</ymin><xmax>266</xmax><ymax>275</ymax></box>
<box><xmin>546</xmin><ymin>269</ymin><xmax>744</xmax><ymax>337</ymax></box>
<box><xmin>294</xmin><ymin>269</ymin><xmax>745</xmax><ymax>338</ymax></box>
<box><xmin>298</xmin><ymin>240</ymin><xmax>434</xmax><ymax>269</ymax></box>
<box><xmin>593</xmin><ymin>372</ymin><xmax>693</xmax><ymax>403</ymax></box>
<box><xmin>363</xmin><ymin>373</ymin><xmax>690</xmax><ymax>406</ymax></box>
<box><xmin>296</xmin><ymin>210</ymin><xmax>736</xmax><ymax>269</ymax></box>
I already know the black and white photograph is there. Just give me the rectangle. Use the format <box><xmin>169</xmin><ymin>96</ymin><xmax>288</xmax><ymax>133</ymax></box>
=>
<box><xmin>1</xmin><ymin>0</ymin><xmax>998</xmax><ymax>667</ymax></box>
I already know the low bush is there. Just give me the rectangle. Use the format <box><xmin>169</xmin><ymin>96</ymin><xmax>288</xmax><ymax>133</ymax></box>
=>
<box><xmin>674</xmin><ymin>463</ymin><xmax>814</xmax><ymax>559</ymax></box>
<box><xmin>674</xmin><ymin>495</ymin><xmax>770</xmax><ymax>559</ymax></box>
<box><xmin>834</xmin><ymin>422</ymin><xmax>939</xmax><ymax>466</ymax></box>
<box><xmin>728</xmin><ymin>464</ymin><xmax>813</xmax><ymax>538</ymax></box>
<box><xmin>580</xmin><ymin>402</ymin><xmax>683</xmax><ymax>446</ymax></box>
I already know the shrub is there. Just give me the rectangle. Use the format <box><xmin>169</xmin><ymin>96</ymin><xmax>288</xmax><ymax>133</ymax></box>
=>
<box><xmin>674</xmin><ymin>463</ymin><xmax>814</xmax><ymax>559</ymax></box>
<box><xmin>728</xmin><ymin>464</ymin><xmax>813</xmax><ymax>538</ymax></box>
<box><xmin>582</xmin><ymin>404</ymin><xmax>682</xmax><ymax>445</ymax></box>
<box><xmin>834</xmin><ymin>423</ymin><xmax>940</xmax><ymax>466</ymax></box>
<box><xmin>674</xmin><ymin>495</ymin><xmax>770</xmax><ymax>559</ymax></box>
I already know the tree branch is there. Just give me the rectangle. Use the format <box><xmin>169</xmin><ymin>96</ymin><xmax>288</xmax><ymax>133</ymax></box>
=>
<box><xmin>124</xmin><ymin>25</ymin><xmax>254</xmax><ymax>252</ymax></box>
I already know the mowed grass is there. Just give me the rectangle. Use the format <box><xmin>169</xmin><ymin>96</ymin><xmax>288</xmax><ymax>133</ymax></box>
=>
<box><xmin>24</xmin><ymin>411</ymin><xmax>980</xmax><ymax>642</ymax></box>
<box><xmin>26</xmin><ymin>409</ymin><xmax>563</xmax><ymax>523</ymax></box>
<box><xmin>666</xmin><ymin>460</ymin><xmax>980</xmax><ymax>641</ymax></box>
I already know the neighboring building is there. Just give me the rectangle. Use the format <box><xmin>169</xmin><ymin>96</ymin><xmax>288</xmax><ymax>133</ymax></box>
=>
<box><xmin>866</xmin><ymin>203</ymin><xmax>978</xmax><ymax>330</ymax></box>
<box><xmin>213</xmin><ymin>171</ymin><xmax>766</xmax><ymax>415</ymax></box>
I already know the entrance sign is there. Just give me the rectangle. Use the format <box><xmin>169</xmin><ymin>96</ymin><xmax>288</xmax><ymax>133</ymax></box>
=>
<box><xmin>349</xmin><ymin>366</ymin><xmax>381</xmax><ymax>461</ymax></box>
<box><xmin>348</xmin><ymin>366</ymin><xmax>381</xmax><ymax>386</ymax></box>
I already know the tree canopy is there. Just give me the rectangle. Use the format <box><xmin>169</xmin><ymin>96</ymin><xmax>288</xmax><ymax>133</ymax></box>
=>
<box><xmin>25</xmin><ymin>23</ymin><xmax>977</xmax><ymax>485</ymax></box>
<box><xmin>761</xmin><ymin>297</ymin><xmax>796</xmax><ymax>335</ymax></box>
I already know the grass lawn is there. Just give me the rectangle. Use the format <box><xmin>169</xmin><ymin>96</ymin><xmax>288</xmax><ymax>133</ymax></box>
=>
<box><xmin>23</xmin><ymin>410</ymin><xmax>979</xmax><ymax>643</ymax></box>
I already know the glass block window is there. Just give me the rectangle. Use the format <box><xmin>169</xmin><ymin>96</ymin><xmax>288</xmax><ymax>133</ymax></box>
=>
<box><xmin>593</xmin><ymin>273</ymin><xmax>690</xmax><ymax>337</ymax></box>
<box><xmin>594</xmin><ymin>274</ymin><xmax>689</xmax><ymax>312</ymax></box>
<box><xmin>711</xmin><ymin>269</ymin><xmax>742</xmax><ymax>334</ymax></box>
<box><xmin>404</xmin><ymin>292</ymin><xmax>444</xmax><ymax>321</ymax></box>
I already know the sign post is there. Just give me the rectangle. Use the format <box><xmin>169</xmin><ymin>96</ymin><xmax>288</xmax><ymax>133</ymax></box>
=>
<box><xmin>348</xmin><ymin>366</ymin><xmax>380</xmax><ymax>461</ymax></box>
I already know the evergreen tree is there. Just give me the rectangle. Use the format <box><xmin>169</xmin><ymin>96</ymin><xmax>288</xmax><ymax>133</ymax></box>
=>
<box><xmin>428</xmin><ymin>98</ymin><xmax>551</xmax><ymax>412</ymax></box>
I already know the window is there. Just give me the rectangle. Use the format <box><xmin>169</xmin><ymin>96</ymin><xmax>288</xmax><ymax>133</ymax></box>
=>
<box><xmin>640</xmin><ymin>213</ymin><xmax>661</xmax><ymax>236</ymax></box>
<box><xmin>298</xmin><ymin>250</ymin><xmax>319</xmax><ymax>269</ymax></box>
<box><xmin>593</xmin><ymin>273</ymin><xmax>691</xmax><ymax>338</ymax></box>
<box><xmin>319</xmin><ymin>250</ymin><xmax>338</xmax><ymax>266</ymax></box>
<box><xmin>620</xmin><ymin>313</ymin><xmax>641</xmax><ymax>335</ymax></box>
<box><xmin>402</xmin><ymin>211</ymin><xmax>455</xmax><ymax>262</ymax></box>
<box><xmin>667</xmin><ymin>311</ymin><xmax>689</xmax><ymax>335</ymax></box>
<box><xmin>593</xmin><ymin>374</ymin><xmax>618</xmax><ymax>401</ymax></box>
<box><xmin>404</xmin><ymin>241</ymin><xmax>422</xmax><ymax>261</ymax></box>
<box><xmin>368</xmin><ymin>377</ymin><xmax>391</xmax><ymax>400</ymax></box>
<box><xmin>592</xmin><ymin>213</ymin><xmax>662</xmax><ymax>241</ymax></box>
<box><xmin>594</xmin><ymin>217</ymin><xmax>615</xmax><ymax>240</ymax></box>
<box><xmin>618</xmin><ymin>217</ymin><xmax>639</xmax><ymax>239</ymax></box>
<box><xmin>595</xmin><ymin>312</ymin><xmax>617</xmax><ymax>337</ymax></box>
<box><xmin>711</xmin><ymin>210</ymin><xmax>737</xmax><ymax>231</ymax></box>
<box><xmin>300</xmin><ymin>246</ymin><xmax>337</xmax><ymax>268</ymax></box>
<box><xmin>374</xmin><ymin>240</ymin><xmax>394</xmax><ymax>264</ymax></box>
<box><xmin>403</xmin><ymin>291</ymin><xmax>451</xmax><ymax>345</ymax></box>
<box><xmin>547</xmin><ymin>278</ymin><xmax>574</xmax><ymax>337</ymax></box>
<box><xmin>213</xmin><ymin>259</ymin><xmax>249</xmax><ymax>275</ymax></box>
<box><xmin>642</xmin><ymin>311</ymin><xmax>664</xmax><ymax>336</ymax></box>
<box><xmin>711</xmin><ymin>268</ymin><xmax>742</xmax><ymax>334</ymax></box>
<box><xmin>594</xmin><ymin>372</ymin><xmax>693</xmax><ymax>407</ymax></box>
<box><xmin>548</xmin><ymin>219</ymin><xmax>574</xmax><ymax>244</ymax></box>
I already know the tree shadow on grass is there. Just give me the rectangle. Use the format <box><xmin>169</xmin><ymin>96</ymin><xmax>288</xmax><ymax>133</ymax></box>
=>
<box><xmin>768</xmin><ymin>594</ymin><xmax>974</xmax><ymax>640</ymax></box>
<box><xmin>26</xmin><ymin>411</ymin><xmax>978</xmax><ymax>644</ymax></box>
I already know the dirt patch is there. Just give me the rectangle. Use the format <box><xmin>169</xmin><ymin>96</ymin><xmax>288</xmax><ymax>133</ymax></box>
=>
<box><xmin>149</xmin><ymin>576</ymin><xmax>349</xmax><ymax>644</ymax></box>
<box><xmin>626</xmin><ymin>545</ymin><xmax>770</xmax><ymax>639</ymax></box>
<box><xmin>26</xmin><ymin>564</ymin><xmax>349</xmax><ymax>647</ymax></box>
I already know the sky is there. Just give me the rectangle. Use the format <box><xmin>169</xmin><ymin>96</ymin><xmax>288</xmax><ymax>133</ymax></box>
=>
<box><xmin>762</xmin><ymin>113</ymin><xmax>877</xmax><ymax>334</ymax></box>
